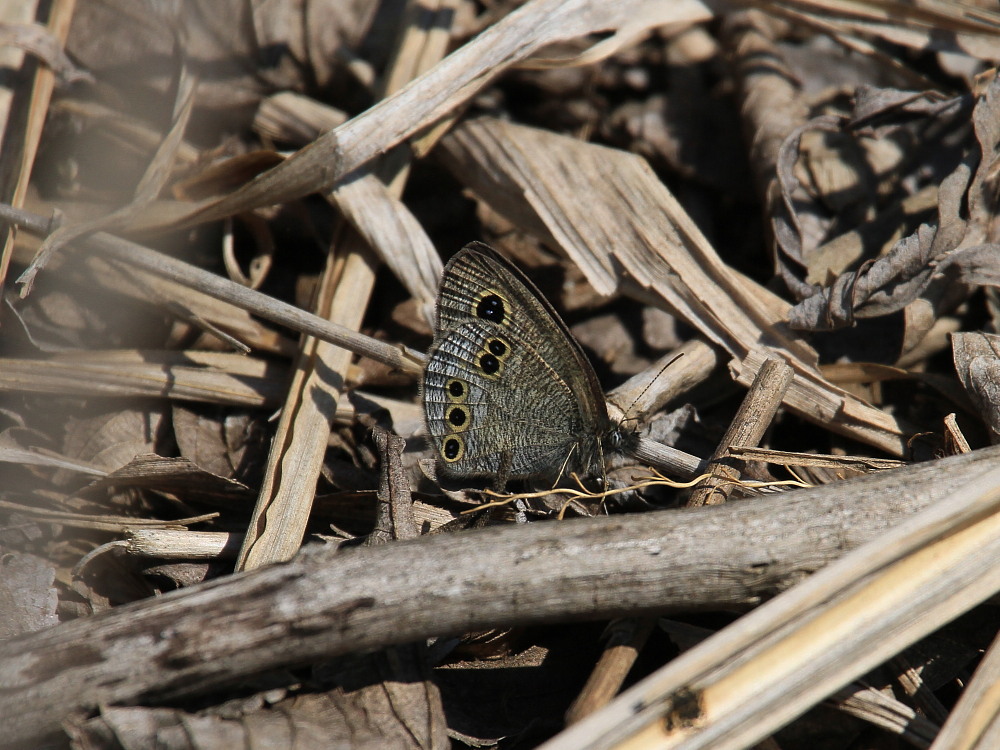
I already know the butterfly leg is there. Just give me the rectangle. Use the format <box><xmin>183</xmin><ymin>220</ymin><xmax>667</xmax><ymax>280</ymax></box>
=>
<box><xmin>552</xmin><ymin>443</ymin><xmax>581</xmax><ymax>489</ymax></box>
<box><xmin>492</xmin><ymin>450</ymin><xmax>514</xmax><ymax>492</ymax></box>
<box><xmin>492</xmin><ymin>451</ymin><xmax>529</xmax><ymax>523</ymax></box>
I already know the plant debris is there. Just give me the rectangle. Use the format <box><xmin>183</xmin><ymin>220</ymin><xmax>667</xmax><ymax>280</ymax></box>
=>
<box><xmin>1</xmin><ymin>1</ymin><xmax>999</xmax><ymax>749</ymax></box>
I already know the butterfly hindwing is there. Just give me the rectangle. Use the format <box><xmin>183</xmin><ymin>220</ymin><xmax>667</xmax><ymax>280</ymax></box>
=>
<box><xmin>423</xmin><ymin>243</ymin><xmax>612</xmax><ymax>485</ymax></box>
<box><xmin>424</xmin><ymin>318</ymin><xmax>599</xmax><ymax>480</ymax></box>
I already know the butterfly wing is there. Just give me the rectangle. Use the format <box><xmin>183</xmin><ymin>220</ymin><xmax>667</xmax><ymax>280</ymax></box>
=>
<box><xmin>423</xmin><ymin>243</ymin><xmax>610</xmax><ymax>483</ymax></box>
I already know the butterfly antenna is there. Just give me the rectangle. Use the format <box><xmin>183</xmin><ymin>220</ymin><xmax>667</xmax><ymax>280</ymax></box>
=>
<box><xmin>617</xmin><ymin>352</ymin><xmax>685</xmax><ymax>428</ymax></box>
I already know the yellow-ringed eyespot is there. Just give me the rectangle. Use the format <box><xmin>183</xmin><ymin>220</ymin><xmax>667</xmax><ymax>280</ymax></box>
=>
<box><xmin>442</xmin><ymin>435</ymin><xmax>465</xmax><ymax>462</ymax></box>
<box><xmin>446</xmin><ymin>404</ymin><xmax>471</xmax><ymax>433</ymax></box>
<box><xmin>446</xmin><ymin>378</ymin><xmax>467</xmax><ymax>402</ymax></box>
<box><xmin>474</xmin><ymin>290</ymin><xmax>508</xmax><ymax>325</ymax></box>
<box><xmin>477</xmin><ymin>336</ymin><xmax>511</xmax><ymax>379</ymax></box>
<box><xmin>479</xmin><ymin>351</ymin><xmax>501</xmax><ymax>376</ymax></box>
<box><xmin>487</xmin><ymin>338</ymin><xmax>507</xmax><ymax>357</ymax></box>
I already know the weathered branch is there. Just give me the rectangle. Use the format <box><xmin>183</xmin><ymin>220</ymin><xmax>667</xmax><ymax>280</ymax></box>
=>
<box><xmin>2</xmin><ymin>446</ymin><xmax>999</xmax><ymax>748</ymax></box>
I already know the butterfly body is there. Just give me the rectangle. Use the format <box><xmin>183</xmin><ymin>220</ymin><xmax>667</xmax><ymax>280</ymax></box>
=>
<box><xmin>423</xmin><ymin>243</ymin><xmax>632</xmax><ymax>487</ymax></box>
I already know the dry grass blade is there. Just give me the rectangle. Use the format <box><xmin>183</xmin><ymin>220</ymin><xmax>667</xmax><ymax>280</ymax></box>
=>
<box><xmin>83</xmin><ymin>229</ymin><xmax>426</xmax><ymax>373</ymax></box>
<box><xmin>254</xmin><ymin>92</ymin><xmax>443</xmax><ymax>323</ymax></box>
<box><xmin>763</xmin><ymin>0</ymin><xmax>1000</xmax><ymax>58</ymax></box>
<box><xmin>539</xmin><ymin>466</ymin><xmax>1000</xmax><ymax>750</ymax></box>
<box><xmin>0</xmin><ymin>500</ymin><xmax>217</xmax><ymax>533</ymax></box>
<box><xmin>234</xmin><ymin>234</ymin><xmax>379</xmax><ymax>570</ymax></box>
<box><xmin>18</xmin><ymin>68</ymin><xmax>198</xmax><ymax>294</ymax></box>
<box><xmin>234</xmin><ymin>0</ymin><xmax>457</xmax><ymax>572</ymax></box>
<box><xmin>132</xmin><ymin>0</ymin><xmax>713</xmax><ymax>231</ymax></box>
<box><xmin>0</xmin><ymin>0</ymin><xmax>75</xmax><ymax>291</ymax></box>
<box><xmin>2</xmin><ymin>207</ymin><xmax>425</xmax><ymax>374</ymax></box>
<box><xmin>728</xmin><ymin>446</ymin><xmax>907</xmax><ymax>471</ymax></box>
<box><xmin>9</xmin><ymin>232</ymin><xmax>294</xmax><ymax>354</ymax></box>
<box><xmin>830</xmin><ymin>684</ymin><xmax>938</xmax><ymax>747</ymax></box>
<box><xmin>0</xmin><ymin>350</ymin><xmax>286</xmax><ymax>407</ymax></box>
<box><xmin>0</xmin><ymin>446</ymin><xmax>106</xmax><ymax>476</ymax></box>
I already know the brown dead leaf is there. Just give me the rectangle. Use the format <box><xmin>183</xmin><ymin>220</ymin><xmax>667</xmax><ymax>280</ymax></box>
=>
<box><xmin>785</xmin><ymin>76</ymin><xmax>1000</xmax><ymax>332</ymax></box>
<box><xmin>172</xmin><ymin>404</ymin><xmax>267</xmax><ymax>483</ymax></box>
<box><xmin>81</xmin><ymin>454</ymin><xmax>252</xmax><ymax>507</ymax></box>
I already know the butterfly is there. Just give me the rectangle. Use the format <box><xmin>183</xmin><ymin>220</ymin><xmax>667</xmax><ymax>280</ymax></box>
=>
<box><xmin>422</xmin><ymin>243</ymin><xmax>636</xmax><ymax>489</ymax></box>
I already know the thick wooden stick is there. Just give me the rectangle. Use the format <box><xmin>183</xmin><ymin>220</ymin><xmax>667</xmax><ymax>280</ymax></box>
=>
<box><xmin>3</xmin><ymin>446</ymin><xmax>999</xmax><ymax>748</ymax></box>
<box><xmin>688</xmin><ymin>357</ymin><xmax>793</xmax><ymax>506</ymax></box>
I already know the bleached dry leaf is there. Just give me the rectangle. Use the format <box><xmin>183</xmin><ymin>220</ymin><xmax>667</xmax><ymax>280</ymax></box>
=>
<box><xmin>59</xmin><ymin>405</ymin><xmax>168</xmax><ymax>480</ymax></box>
<box><xmin>67</xmin><ymin>705</ymin><xmax>304</xmax><ymax>749</ymax></box>
<box><xmin>436</xmin><ymin>116</ymin><xmax>908</xmax><ymax>453</ymax></box>
<box><xmin>0</xmin><ymin>350</ymin><xmax>286</xmax><ymax>407</ymax></box>
<box><xmin>65</xmin><ymin>0</ymin><xmax>365</xmax><ymax>111</ymax></box>
<box><xmin>71</xmin><ymin>541</ymin><xmax>158</xmax><ymax>612</ymax></box>
<box><xmin>82</xmin><ymin>454</ymin><xmax>252</xmax><ymax>504</ymax></box>
<box><xmin>172</xmin><ymin>405</ymin><xmax>265</xmax><ymax>481</ymax></box>
<box><xmin>0</xmin><ymin>550</ymin><xmax>59</xmax><ymax>639</ymax></box>
<box><xmin>67</xmin><ymin>690</ymin><xmax>447</xmax><ymax>750</ymax></box>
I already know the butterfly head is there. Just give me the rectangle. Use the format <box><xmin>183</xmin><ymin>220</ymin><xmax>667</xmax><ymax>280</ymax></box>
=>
<box><xmin>605</xmin><ymin>421</ymin><xmax>640</xmax><ymax>456</ymax></box>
